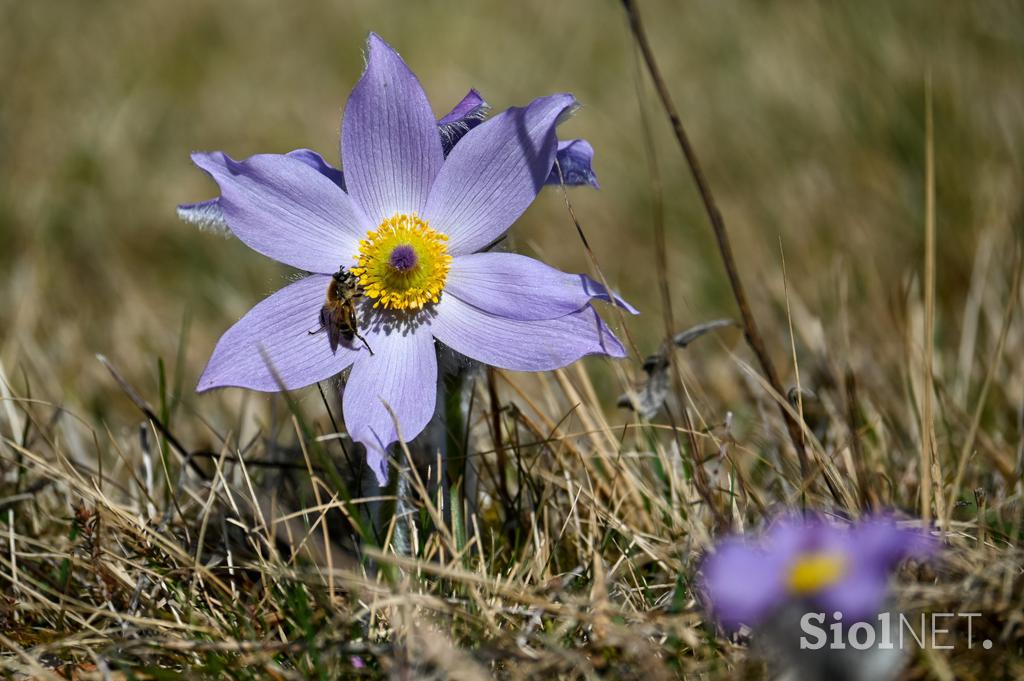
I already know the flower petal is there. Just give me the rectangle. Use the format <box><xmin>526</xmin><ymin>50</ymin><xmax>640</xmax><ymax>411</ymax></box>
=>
<box><xmin>438</xmin><ymin>89</ymin><xmax>489</xmax><ymax>156</ymax></box>
<box><xmin>701</xmin><ymin>539</ymin><xmax>786</xmax><ymax>630</ymax></box>
<box><xmin>545</xmin><ymin>139</ymin><xmax>599</xmax><ymax>188</ymax></box>
<box><xmin>445</xmin><ymin>252</ymin><xmax>637</xmax><ymax>321</ymax></box>
<box><xmin>341</xmin><ymin>33</ymin><xmax>443</xmax><ymax>225</ymax></box>
<box><xmin>176</xmin><ymin>198</ymin><xmax>230</xmax><ymax>236</ymax></box>
<box><xmin>178</xmin><ymin>148</ymin><xmax>347</xmax><ymax>236</ymax></box>
<box><xmin>431</xmin><ymin>294</ymin><xmax>625</xmax><ymax>371</ymax></box>
<box><xmin>852</xmin><ymin>518</ymin><xmax>936</xmax><ymax>568</ymax></box>
<box><xmin>439</xmin><ymin>88</ymin><xmax>487</xmax><ymax>126</ymax></box>
<box><xmin>819</xmin><ymin>572</ymin><xmax>889</xmax><ymax>623</ymax></box>
<box><xmin>191</xmin><ymin>152</ymin><xmax>369</xmax><ymax>273</ymax></box>
<box><xmin>284</xmin><ymin>148</ymin><xmax>346</xmax><ymax>190</ymax></box>
<box><xmin>198</xmin><ymin>275</ymin><xmax>361</xmax><ymax>392</ymax></box>
<box><xmin>342</xmin><ymin>323</ymin><xmax>437</xmax><ymax>484</ymax></box>
<box><xmin>424</xmin><ymin>93</ymin><xmax>577</xmax><ymax>255</ymax></box>
<box><xmin>767</xmin><ymin>516</ymin><xmax>830</xmax><ymax>556</ymax></box>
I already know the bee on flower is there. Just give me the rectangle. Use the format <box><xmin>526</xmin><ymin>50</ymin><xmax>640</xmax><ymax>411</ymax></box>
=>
<box><xmin>180</xmin><ymin>33</ymin><xmax>635</xmax><ymax>483</ymax></box>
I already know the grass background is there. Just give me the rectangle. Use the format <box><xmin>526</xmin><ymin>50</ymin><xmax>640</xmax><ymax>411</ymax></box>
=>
<box><xmin>1</xmin><ymin>1</ymin><xmax>1022</xmax><ymax>678</ymax></box>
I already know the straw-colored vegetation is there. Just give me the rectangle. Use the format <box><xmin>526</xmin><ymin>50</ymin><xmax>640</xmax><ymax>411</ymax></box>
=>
<box><xmin>1</xmin><ymin>1</ymin><xmax>1022</xmax><ymax>678</ymax></box>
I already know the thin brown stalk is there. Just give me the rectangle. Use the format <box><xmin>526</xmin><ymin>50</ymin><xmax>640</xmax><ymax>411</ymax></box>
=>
<box><xmin>780</xmin><ymin>238</ymin><xmax>845</xmax><ymax>508</ymax></box>
<box><xmin>621</xmin><ymin>0</ymin><xmax>810</xmax><ymax>485</ymax></box>
<box><xmin>921</xmin><ymin>73</ymin><xmax>937</xmax><ymax>525</ymax></box>
<box><xmin>631</xmin><ymin>40</ymin><xmax>720</xmax><ymax>524</ymax></box>
<box><xmin>945</xmin><ymin>244</ymin><xmax>1022</xmax><ymax>528</ymax></box>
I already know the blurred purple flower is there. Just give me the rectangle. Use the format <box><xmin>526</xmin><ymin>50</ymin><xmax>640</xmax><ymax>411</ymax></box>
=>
<box><xmin>701</xmin><ymin>517</ymin><xmax>933</xmax><ymax>630</ymax></box>
<box><xmin>185</xmin><ymin>33</ymin><xmax>634</xmax><ymax>483</ymax></box>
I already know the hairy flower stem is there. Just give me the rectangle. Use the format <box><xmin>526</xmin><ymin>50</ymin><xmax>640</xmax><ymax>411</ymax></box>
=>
<box><xmin>369</xmin><ymin>460</ymin><xmax>409</xmax><ymax>556</ymax></box>
<box><xmin>443</xmin><ymin>369</ymin><xmax>473</xmax><ymax>552</ymax></box>
<box><xmin>444</xmin><ymin>370</ymin><xmax>467</xmax><ymax>492</ymax></box>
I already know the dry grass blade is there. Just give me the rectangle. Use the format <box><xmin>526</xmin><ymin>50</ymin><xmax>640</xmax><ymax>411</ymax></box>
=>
<box><xmin>920</xmin><ymin>73</ymin><xmax>938</xmax><ymax>526</ymax></box>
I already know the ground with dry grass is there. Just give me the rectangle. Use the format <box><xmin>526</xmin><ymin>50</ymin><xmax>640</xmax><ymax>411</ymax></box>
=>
<box><xmin>1</xmin><ymin>1</ymin><xmax>1023</xmax><ymax>679</ymax></box>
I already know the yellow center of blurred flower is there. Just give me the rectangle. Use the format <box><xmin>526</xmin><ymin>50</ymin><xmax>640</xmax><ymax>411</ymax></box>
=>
<box><xmin>786</xmin><ymin>552</ymin><xmax>847</xmax><ymax>594</ymax></box>
<box><xmin>351</xmin><ymin>213</ymin><xmax>452</xmax><ymax>311</ymax></box>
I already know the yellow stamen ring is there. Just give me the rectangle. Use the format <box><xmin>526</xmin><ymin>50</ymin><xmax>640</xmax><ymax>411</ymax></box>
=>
<box><xmin>350</xmin><ymin>213</ymin><xmax>452</xmax><ymax>311</ymax></box>
<box><xmin>786</xmin><ymin>551</ymin><xmax>847</xmax><ymax>595</ymax></box>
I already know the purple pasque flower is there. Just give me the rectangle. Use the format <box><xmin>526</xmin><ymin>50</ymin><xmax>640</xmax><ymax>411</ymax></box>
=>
<box><xmin>701</xmin><ymin>517</ymin><xmax>933</xmax><ymax>630</ymax></box>
<box><xmin>187</xmin><ymin>33</ymin><xmax>635</xmax><ymax>484</ymax></box>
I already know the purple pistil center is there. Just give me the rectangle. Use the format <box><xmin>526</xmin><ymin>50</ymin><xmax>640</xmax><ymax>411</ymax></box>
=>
<box><xmin>388</xmin><ymin>244</ymin><xmax>418</xmax><ymax>272</ymax></box>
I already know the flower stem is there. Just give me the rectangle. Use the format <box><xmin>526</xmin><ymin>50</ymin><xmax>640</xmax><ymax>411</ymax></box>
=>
<box><xmin>443</xmin><ymin>369</ymin><xmax>471</xmax><ymax>554</ymax></box>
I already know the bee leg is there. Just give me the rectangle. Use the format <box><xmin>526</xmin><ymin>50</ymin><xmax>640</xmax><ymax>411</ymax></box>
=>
<box><xmin>308</xmin><ymin>307</ymin><xmax>328</xmax><ymax>335</ymax></box>
<box><xmin>354</xmin><ymin>330</ymin><xmax>374</xmax><ymax>356</ymax></box>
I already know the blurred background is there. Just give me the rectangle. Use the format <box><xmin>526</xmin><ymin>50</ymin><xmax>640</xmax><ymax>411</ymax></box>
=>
<box><xmin>1</xmin><ymin>0</ymin><xmax>1022</xmax><ymax>429</ymax></box>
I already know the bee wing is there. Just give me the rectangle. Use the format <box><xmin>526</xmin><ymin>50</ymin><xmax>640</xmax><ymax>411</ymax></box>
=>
<box><xmin>307</xmin><ymin>305</ymin><xmax>327</xmax><ymax>336</ymax></box>
<box><xmin>317</xmin><ymin>305</ymin><xmax>340</xmax><ymax>352</ymax></box>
